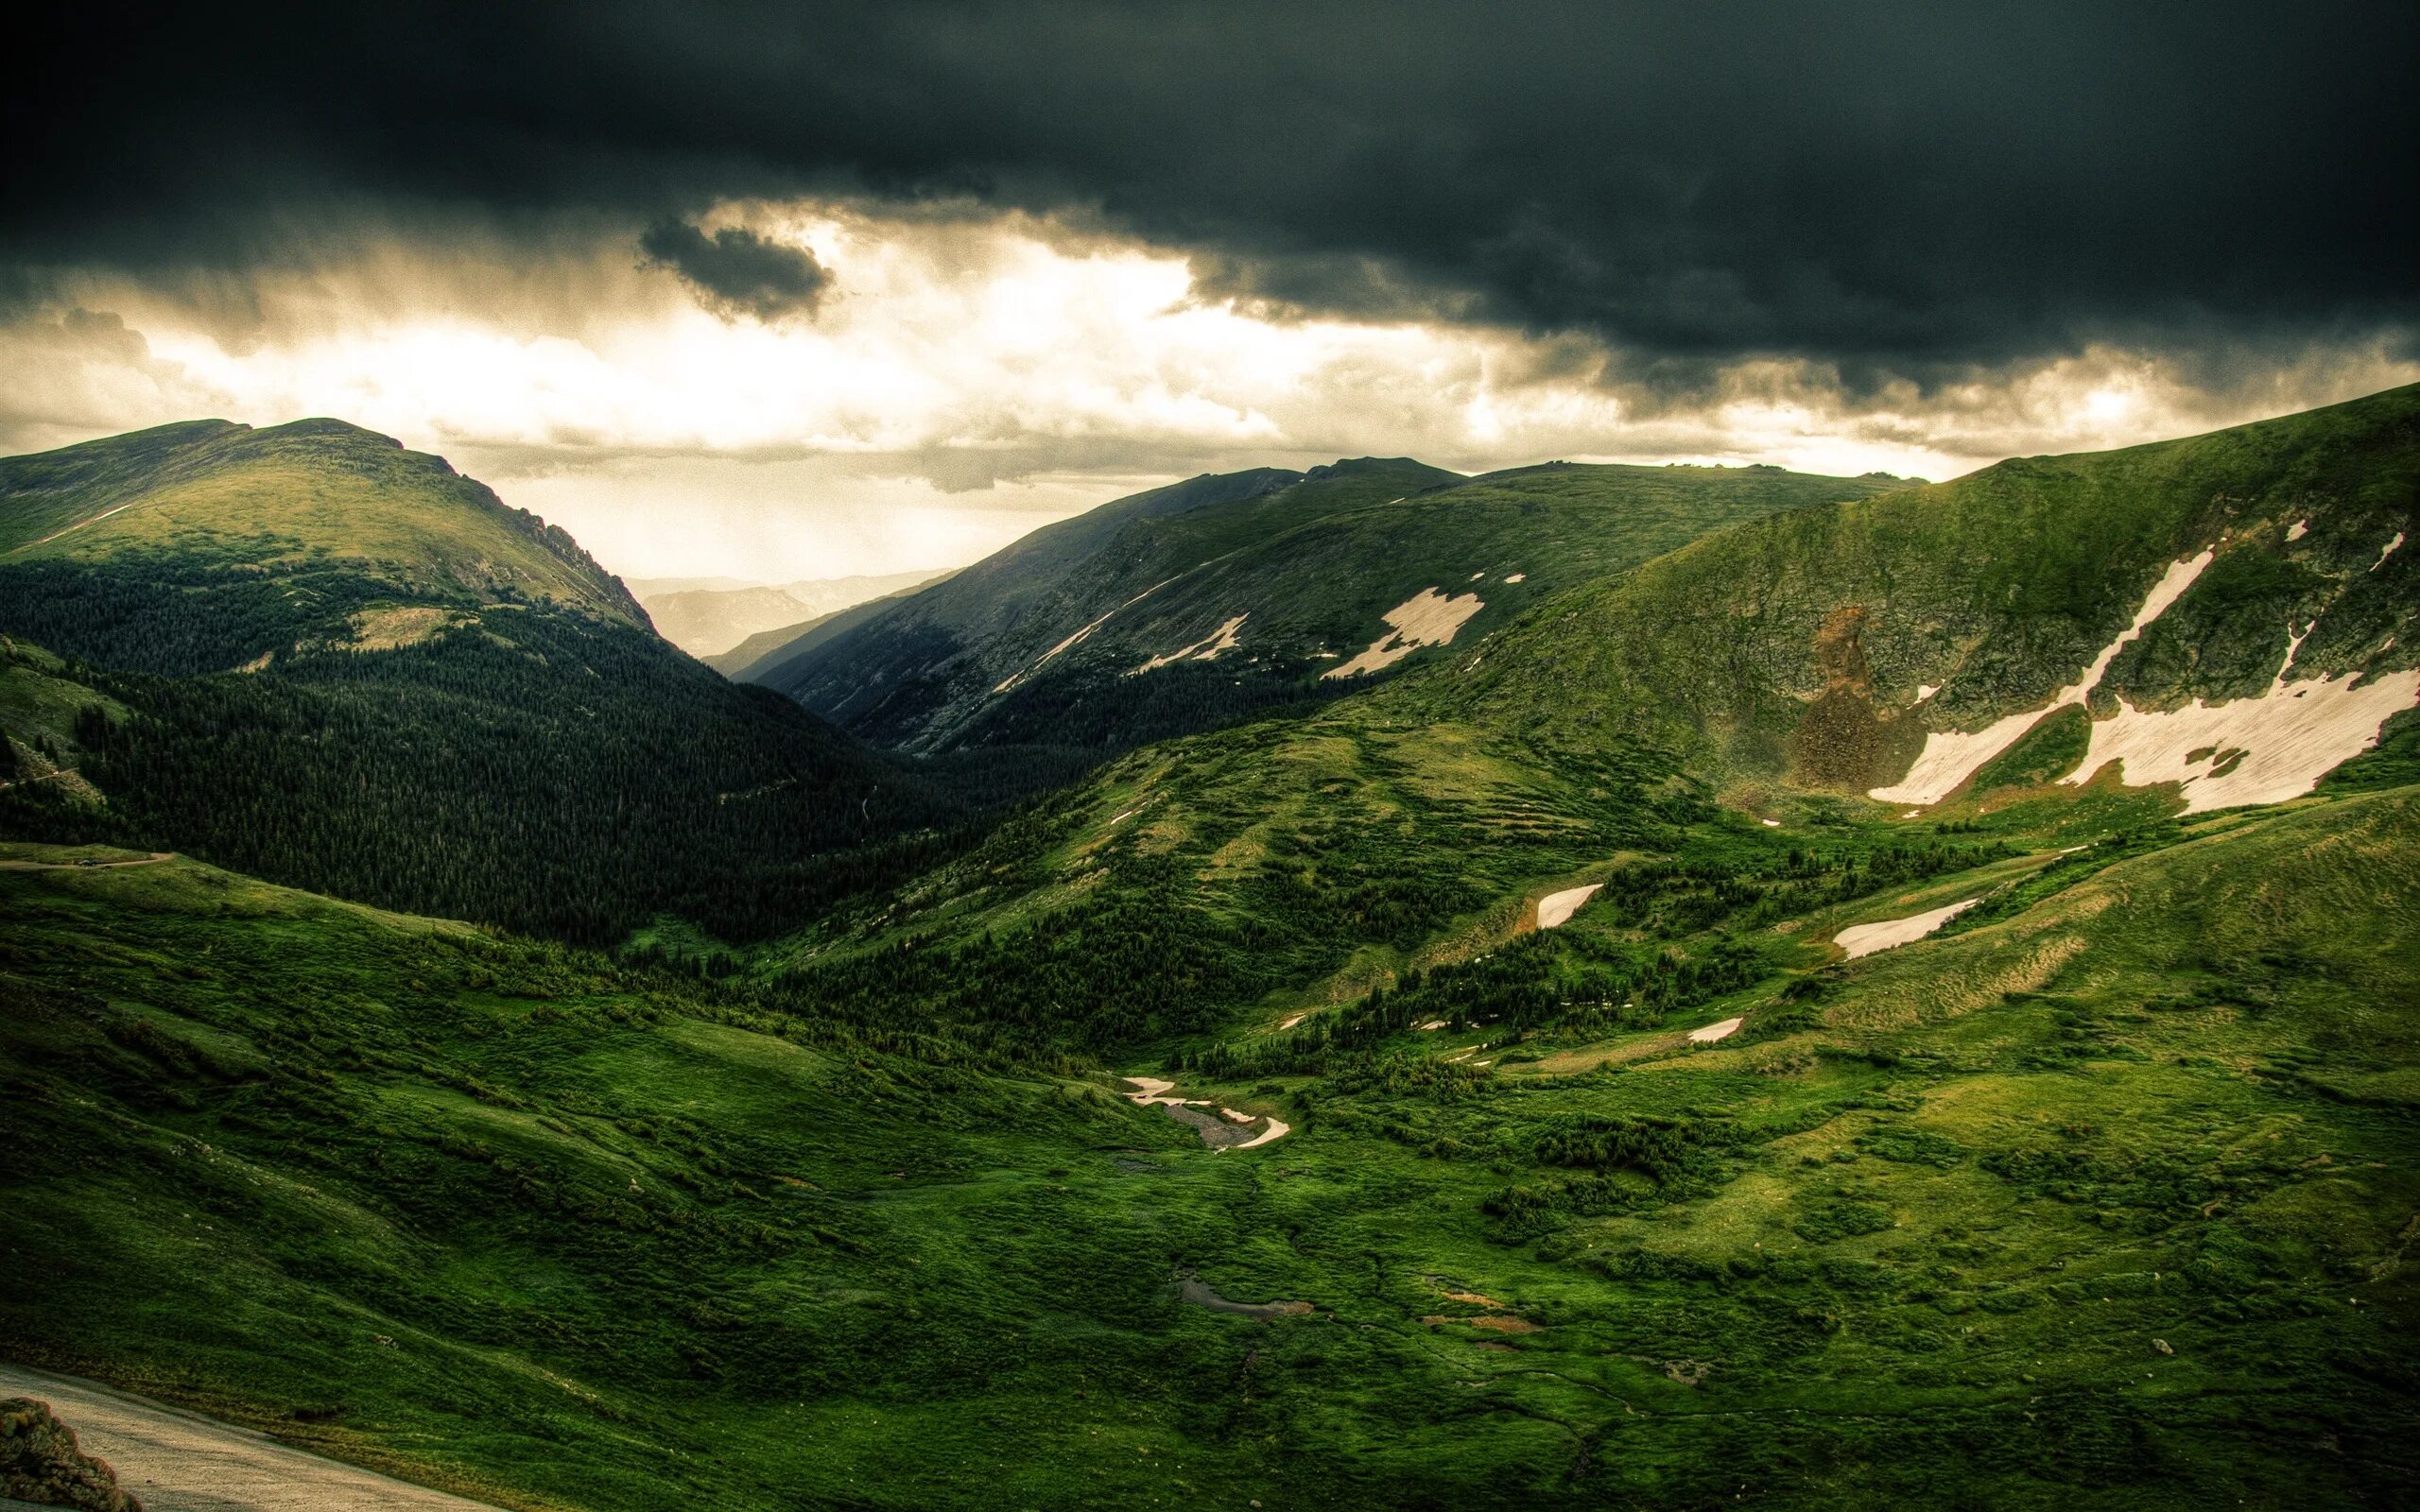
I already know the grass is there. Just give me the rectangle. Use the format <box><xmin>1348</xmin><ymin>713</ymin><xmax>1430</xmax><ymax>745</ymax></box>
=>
<box><xmin>7</xmin><ymin>775</ymin><xmax>2415</xmax><ymax>1508</ymax></box>
<box><xmin>764</xmin><ymin>455</ymin><xmax>1910</xmax><ymax>754</ymax></box>
<box><xmin>1417</xmin><ymin>382</ymin><xmax>2420</xmax><ymax>784</ymax></box>
<box><xmin>0</xmin><ymin>638</ymin><xmax>123</xmax><ymax>795</ymax></box>
<box><xmin>1</xmin><ymin>390</ymin><xmax>2414</xmax><ymax>1509</ymax></box>
<box><xmin>1</xmin><ymin>418</ymin><xmax>638</xmax><ymax>621</ymax></box>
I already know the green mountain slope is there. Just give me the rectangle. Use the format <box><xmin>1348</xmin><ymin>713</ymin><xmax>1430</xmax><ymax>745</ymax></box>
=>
<box><xmin>749</xmin><ymin>388</ymin><xmax>2420</xmax><ymax>1064</ymax></box>
<box><xmin>1</xmin><ymin>418</ymin><xmax>643</xmax><ymax>621</ymax></box>
<box><xmin>752</xmin><ymin>457</ymin><xmax>1908</xmax><ymax>754</ymax></box>
<box><xmin>0</xmin><ymin>423</ymin><xmax>974</xmax><ymax>945</ymax></box>
<box><xmin>1427</xmin><ymin>384</ymin><xmax>2420</xmax><ymax>802</ymax></box>
<box><xmin>5</xmin><ymin>780</ymin><xmax>2414</xmax><ymax>1508</ymax></box>
<box><xmin>748</xmin><ymin>459</ymin><xmax>1435</xmax><ymax>748</ymax></box>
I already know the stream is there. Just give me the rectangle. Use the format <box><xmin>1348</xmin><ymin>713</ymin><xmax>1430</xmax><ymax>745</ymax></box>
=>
<box><xmin>1121</xmin><ymin>1077</ymin><xmax>1291</xmax><ymax>1149</ymax></box>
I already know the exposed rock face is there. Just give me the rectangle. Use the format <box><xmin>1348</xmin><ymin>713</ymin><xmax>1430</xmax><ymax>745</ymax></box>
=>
<box><xmin>1792</xmin><ymin>603</ymin><xmax>1921</xmax><ymax>789</ymax></box>
<box><xmin>0</xmin><ymin>1398</ymin><xmax>142</xmax><ymax>1512</ymax></box>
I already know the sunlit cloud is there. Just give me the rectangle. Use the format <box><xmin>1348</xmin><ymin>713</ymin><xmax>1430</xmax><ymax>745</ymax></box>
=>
<box><xmin>3</xmin><ymin>200</ymin><xmax>2411</xmax><ymax>582</ymax></box>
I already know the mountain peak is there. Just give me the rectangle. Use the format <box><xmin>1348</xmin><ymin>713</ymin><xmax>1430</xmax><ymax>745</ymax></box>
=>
<box><xmin>261</xmin><ymin>415</ymin><xmax>401</xmax><ymax>444</ymax></box>
<box><xmin>1303</xmin><ymin>455</ymin><xmax>1435</xmax><ymax>480</ymax></box>
<box><xmin>0</xmin><ymin>418</ymin><xmax>638</xmax><ymax>622</ymax></box>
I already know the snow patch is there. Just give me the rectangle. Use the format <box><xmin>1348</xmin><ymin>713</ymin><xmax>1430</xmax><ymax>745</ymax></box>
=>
<box><xmin>2062</xmin><ymin>665</ymin><xmax>2420</xmax><ymax>812</ymax></box>
<box><xmin>1226</xmin><ymin>1116</ymin><xmax>1292</xmax><ymax>1151</ymax></box>
<box><xmin>1834</xmin><ymin>899</ymin><xmax>1979</xmax><ymax>959</ymax></box>
<box><xmin>1322</xmin><ymin>588</ymin><xmax>1485</xmax><ymax>679</ymax></box>
<box><xmin>2287</xmin><ymin>518</ymin><xmax>2309</xmax><ymax>542</ymax></box>
<box><xmin>1120</xmin><ymin>1079</ymin><xmax>1202</xmax><ymax>1108</ymax></box>
<box><xmin>1536</xmin><ymin>883</ymin><xmax>1603</xmax><ymax>929</ymax></box>
<box><xmin>1761</xmin><ymin>818</ymin><xmax>1782</xmax><ymax>828</ymax></box>
<box><xmin>1689</xmin><ymin>1017</ymin><xmax>1744</xmax><ymax>1044</ymax></box>
<box><xmin>2278</xmin><ymin>621</ymin><xmax>2312</xmax><ymax>680</ymax></box>
<box><xmin>1504</xmin><ymin>573</ymin><xmax>1527</xmax><ymax>583</ymax></box>
<box><xmin>997</xmin><ymin>613</ymin><xmax>1115</xmax><ymax>693</ymax></box>
<box><xmin>1870</xmin><ymin>549</ymin><xmax>2216</xmax><ymax>805</ymax></box>
<box><xmin>1121</xmin><ymin>1077</ymin><xmax>1209</xmax><ymax>1108</ymax></box>
<box><xmin>1915</xmin><ymin>683</ymin><xmax>1940</xmax><ymax>702</ymax></box>
<box><xmin>994</xmin><ymin>578</ymin><xmax>1176</xmax><ymax>692</ymax></box>
<box><xmin>1132</xmin><ymin>613</ymin><xmax>1248</xmax><ymax>674</ymax></box>
<box><xmin>1124</xmin><ymin>1077</ymin><xmax>1292</xmax><ymax>1150</ymax></box>
<box><xmin>2375</xmin><ymin>531</ymin><xmax>2406</xmax><ymax>572</ymax></box>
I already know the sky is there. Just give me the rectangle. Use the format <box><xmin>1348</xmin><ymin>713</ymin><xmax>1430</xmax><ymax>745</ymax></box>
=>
<box><xmin>6</xmin><ymin>2</ymin><xmax>2413</xmax><ymax>583</ymax></box>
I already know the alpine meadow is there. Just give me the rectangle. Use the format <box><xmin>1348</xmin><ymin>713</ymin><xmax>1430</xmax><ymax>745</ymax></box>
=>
<box><xmin>2</xmin><ymin>6</ymin><xmax>2416</xmax><ymax>1511</ymax></box>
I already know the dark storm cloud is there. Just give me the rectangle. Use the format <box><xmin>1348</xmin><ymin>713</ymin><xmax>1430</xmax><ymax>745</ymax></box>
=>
<box><xmin>7</xmin><ymin>1</ymin><xmax>2413</xmax><ymax>374</ymax></box>
<box><xmin>638</xmin><ymin>219</ymin><xmax>829</xmax><ymax>321</ymax></box>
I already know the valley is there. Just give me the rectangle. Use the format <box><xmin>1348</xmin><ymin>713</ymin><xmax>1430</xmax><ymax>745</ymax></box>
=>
<box><xmin>1</xmin><ymin>388</ymin><xmax>2415</xmax><ymax>1510</ymax></box>
<box><xmin>8</xmin><ymin>9</ymin><xmax>2414</xmax><ymax>1507</ymax></box>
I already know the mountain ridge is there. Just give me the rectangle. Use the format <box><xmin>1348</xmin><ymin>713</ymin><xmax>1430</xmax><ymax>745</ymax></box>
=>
<box><xmin>1414</xmin><ymin>382</ymin><xmax>2420</xmax><ymax>800</ymax></box>
<box><xmin>706</xmin><ymin>570</ymin><xmax>964</xmax><ymax>678</ymax></box>
<box><xmin>741</xmin><ymin>385</ymin><xmax>2420</xmax><ymax>1062</ymax></box>
<box><xmin>639</xmin><ymin>568</ymin><xmax>951</xmax><ymax>659</ymax></box>
<box><xmin>1</xmin><ymin>417</ymin><xmax>647</xmax><ymax>624</ymax></box>
<box><xmin>752</xmin><ymin>455</ymin><xmax>1910</xmax><ymax>755</ymax></box>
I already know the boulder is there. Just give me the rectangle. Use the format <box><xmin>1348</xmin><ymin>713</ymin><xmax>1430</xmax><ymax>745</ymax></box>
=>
<box><xmin>0</xmin><ymin>1398</ymin><xmax>142</xmax><ymax>1512</ymax></box>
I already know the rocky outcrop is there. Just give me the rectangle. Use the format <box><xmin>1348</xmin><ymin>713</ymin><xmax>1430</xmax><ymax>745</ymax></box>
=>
<box><xmin>0</xmin><ymin>1398</ymin><xmax>142</xmax><ymax>1512</ymax></box>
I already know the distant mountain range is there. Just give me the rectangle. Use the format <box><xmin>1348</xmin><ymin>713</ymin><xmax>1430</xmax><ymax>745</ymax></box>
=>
<box><xmin>631</xmin><ymin>568</ymin><xmax>950</xmax><ymax>659</ymax></box>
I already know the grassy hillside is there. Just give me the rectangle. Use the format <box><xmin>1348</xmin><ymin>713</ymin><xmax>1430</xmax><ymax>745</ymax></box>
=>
<box><xmin>6</xmin><ymin>392</ymin><xmax>2416</xmax><ymax>1511</ymax></box>
<box><xmin>0</xmin><ymin>424</ymin><xmax>986</xmax><ymax>946</ymax></box>
<box><xmin>5</xmin><ymin>779</ymin><xmax>2414</xmax><ymax>1508</ymax></box>
<box><xmin>750</xmin><ymin>459</ymin><xmax>1441</xmax><ymax>747</ymax></box>
<box><xmin>689</xmin><ymin>392</ymin><xmax>2410</xmax><ymax>1065</ymax></box>
<box><xmin>1426</xmin><ymin>384</ymin><xmax>2420</xmax><ymax>792</ymax></box>
<box><xmin>1</xmin><ymin>419</ymin><xmax>642</xmax><ymax>622</ymax></box>
<box><xmin>754</xmin><ymin>458</ymin><xmax>1909</xmax><ymax>755</ymax></box>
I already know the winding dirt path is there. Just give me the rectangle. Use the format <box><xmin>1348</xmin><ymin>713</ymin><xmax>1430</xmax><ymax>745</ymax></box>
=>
<box><xmin>26</xmin><ymin>499</ymin><xmax>144</xmax><ymax>547</ymax></box>
<box><xmin>0</xmin><ymin>851</ymin><xmax>174</xmax><ymax>872</ymax></box>
<box><xmin>0</xmin><ymin>766</ymin><xmax>81</xmax><ymax>793</ymax></box>
<box><xmin>0</xmin><ymin>1364</ymin><xmax>503</xmax><ymax>1511</ymax></box>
